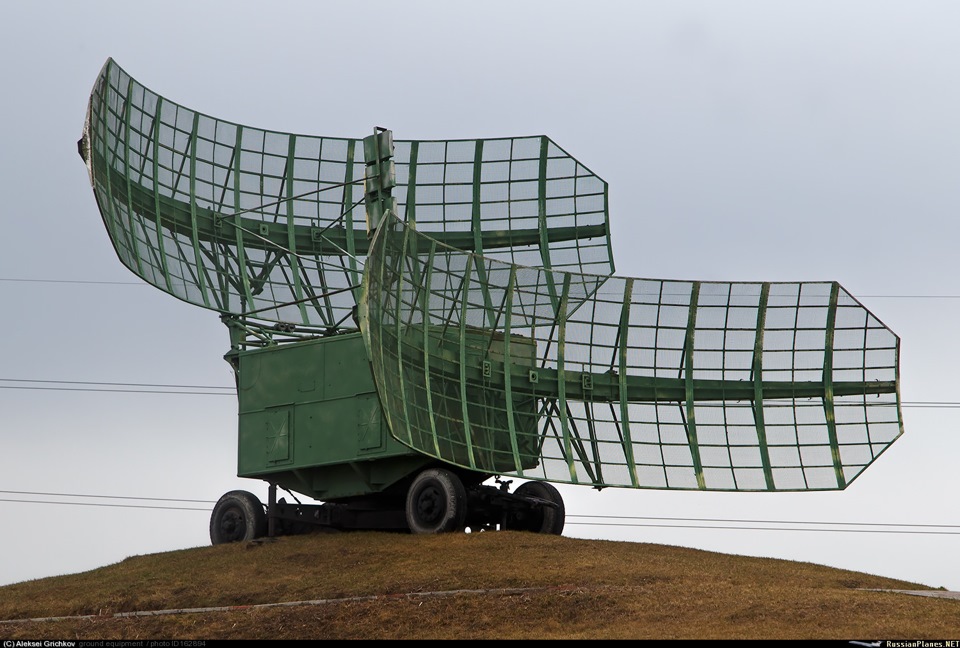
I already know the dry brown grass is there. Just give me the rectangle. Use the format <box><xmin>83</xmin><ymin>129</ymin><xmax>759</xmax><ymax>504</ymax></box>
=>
<box><xmin>1</xmin><ymin>531</ymin><xmax>957</xmax><ymax>639</ymax></box>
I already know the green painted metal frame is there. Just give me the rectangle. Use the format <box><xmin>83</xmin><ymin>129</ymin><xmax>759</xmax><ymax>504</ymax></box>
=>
<box><xmin>360</xmin><ymin>215</ymin><xmax>903</xmax><ymax>492</ymax></box>
<box><xmin>82</xmin><ymin>58</ymin><xmax>613</xmax><ymax>330</ymax></box>
<box><xmin>80</xmin><ymin>58</ymin><xmax>905</xmax><ymax>496</ymax></box>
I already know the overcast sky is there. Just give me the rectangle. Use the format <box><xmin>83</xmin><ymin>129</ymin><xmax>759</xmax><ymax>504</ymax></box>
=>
<box><xmin>2</xmin><ymin>1</ymin><xmax>960</xmax><ymax>592</ymax></box>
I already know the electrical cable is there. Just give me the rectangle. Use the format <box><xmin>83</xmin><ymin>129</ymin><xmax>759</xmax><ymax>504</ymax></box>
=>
<box><xmin>0</xmin><ymin>489</ymin><xmax>956</xmax><ymax>535</ymax></box>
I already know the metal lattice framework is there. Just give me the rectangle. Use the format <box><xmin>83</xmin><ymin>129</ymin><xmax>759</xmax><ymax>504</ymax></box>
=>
<box><xmin>81</xmin><ymin>58</ymin><xmax>612</xmax><ymax>329</ymax></box>
<box><xmin>361</xmin><ymin>215</ymin><xmax>901</xmax><ymax>491</ymax></box>
<box><xmin>80</xmin><ymin>58</ymin><xmax>903</xmax><ymax>493</ymax></box>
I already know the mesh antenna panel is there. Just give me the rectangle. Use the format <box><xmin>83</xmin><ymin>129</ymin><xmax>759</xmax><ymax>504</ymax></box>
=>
<box><xmin>362</xmin><ymin>216</ymin><xmax>901</xmax><ymax>491</ymax></box>
<box><xmin>80</xmin><ymin>58</ymin><xmax>612</xmax><ymax>330</ymax></box>
<box><xmin>80</xmin><ymin>58</ymin><xmax>903</xmax><ymax>494</ymax></box>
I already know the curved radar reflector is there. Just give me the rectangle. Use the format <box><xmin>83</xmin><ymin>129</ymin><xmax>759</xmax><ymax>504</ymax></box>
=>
<box><xmin>80</xmin><ymin>58</ymin><xmax>613</xmax><ymax>329</ymax></box>
<box><xmin>360</xmin><ymin>215</ymin><xmax>903</xmax><ymax>492</ymax></box>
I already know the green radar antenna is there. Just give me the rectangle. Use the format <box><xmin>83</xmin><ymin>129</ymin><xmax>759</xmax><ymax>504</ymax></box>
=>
<box><xmin>79</xmin><ymin>58</ymin><xmax>903</xmax><ymax>542</ymax></box>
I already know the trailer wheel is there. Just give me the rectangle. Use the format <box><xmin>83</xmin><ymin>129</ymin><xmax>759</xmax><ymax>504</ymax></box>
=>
<box><xmin>405</xmin><ymin>468</ymin><xmax>467</xmax><ymax>534</ymax></box>
<box><xmin>505</xmin><ymin>481</ymin><xmax>565</xmax><ymax>535</ymax></box>
<box><xmin>210</xmin><ymin>490</ymin><xmax>267</xmax><ymax>545</ymax></box>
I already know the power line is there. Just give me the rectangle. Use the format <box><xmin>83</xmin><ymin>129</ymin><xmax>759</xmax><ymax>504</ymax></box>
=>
<box><xmin>903</xmin><ymin>402</ymin><xmax>960</xmax><ymax>409</ymax></box>
<box><xmin>0</xmin><ymin>385</ymin><xmax>233</xmax><ymax>396</ymax></box>
<box><xmin>0</xmin><ymin>499</ymin><xmax>955</xmax><ymax>534</ymax></box>
<box><xmin>0</xmin><ymin>498</ymin><xmax>208</xmax><ymax>512</ymax></box>
<box><xmin>564</xmin><ymin>520</ymin><xmax>960</xmax><ymax>535</ymax></box>
<box><xmin>0</xmin><ymin>489</ymin><xmax>216</xmax><ymax>512</ymax></box>
<box><xmin>0</xmin><ymin>488</ymin><xmax>956</xmax><ymax>535</ymax></box>
<box><xmin>0</xmin><ymin>378</ymin><xmax>232</xmax><ymax>390</ymax></box>
<box><xmin>0</xmin><ymin>380</ymin><xmax>956</xmax><ymax>408</ymax></box>
<box><xmin>567</xmin><ymin>514</ymin><xmax>960</xmax><ymax>530</ymax></box>
<box><xmin>6</xmin><ymin>277</ymin><xmax>960</xmax><ymax>300</ymax></box>
<box><xmin>0</xmin><ymin>377</ymin><xmax>234</xmax><ymax>395</ymax></box>
<box><xmin>0</xmin><ymin>489</ymin><xmax>216</xmax><ymax>504</ymax></box>
<box><xmin>0</xmin><ymin>278</ymin><xmax>144</xmax><ymax>286</ymax></box>
<box><xmin>0</xmin><ymin>378</ymin><xmax>236</xmax><ymax>396</ymax></box>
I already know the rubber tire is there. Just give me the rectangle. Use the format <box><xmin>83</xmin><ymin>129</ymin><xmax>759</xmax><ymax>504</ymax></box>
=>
<box><xmin>405</xmin><ymin>468</ymin><xmax>468</xmax><ymax>534</ymax></box>
<box><xmin>506</xmin><ymin>481</ymin><xmax>565</xmax><ymax>535</ymax></box>
<box><xmin>210</xmin><ymin>490</ymin><xmax>268</xmax><ymax>545</ymax></box>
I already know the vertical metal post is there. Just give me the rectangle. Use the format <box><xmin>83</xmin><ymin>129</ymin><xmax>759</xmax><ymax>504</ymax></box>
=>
<box><xmin>267</xmin><ymin>482</ymin><xmax>277</xmax><ymax>538</ymax></box>
<box><xmin>363</xmin><ymin>127</ymin><xmax>396</xmax><ymax>234</ymax></box>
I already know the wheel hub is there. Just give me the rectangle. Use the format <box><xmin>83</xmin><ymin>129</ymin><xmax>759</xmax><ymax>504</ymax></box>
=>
<box><xmin>416</xmin><ymin>485</ymin><xmax>443</xmax><ymax>522</ymax></box>
<box><xmin>220</xmin><ymin>508</ymin><xmax>244</xmax><ymax>539</ymax></box>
